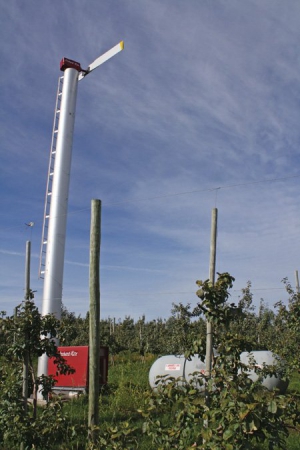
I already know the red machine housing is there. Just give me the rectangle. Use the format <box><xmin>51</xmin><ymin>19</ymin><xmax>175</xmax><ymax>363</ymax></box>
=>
<box><xmin>48</xmin><ymin>346</ymin><xmax>108</xmax><ymax>393</ymax></box>
<box><xmin>60</xmin><ymin>57</ymin><xmax>82</xmax><ymax>72</ymax></box>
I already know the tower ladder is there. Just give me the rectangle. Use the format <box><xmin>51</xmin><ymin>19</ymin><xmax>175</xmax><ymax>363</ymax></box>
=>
<box><xmin>39</xmin><ymin>76</ymin><xmax>64</xmax><ymax>278</ymax></box>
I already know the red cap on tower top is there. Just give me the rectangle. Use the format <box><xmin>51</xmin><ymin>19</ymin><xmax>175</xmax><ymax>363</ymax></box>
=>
<box><xmin>60</xmin><ymin>58</ymin><xmax>82</xmax><ymax>72</ymax></box>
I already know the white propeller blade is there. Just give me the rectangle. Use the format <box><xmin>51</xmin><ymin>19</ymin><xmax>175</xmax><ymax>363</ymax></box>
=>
<box><xmin>78</xmin><ymin>41</ymin><xmax>124</xmax><ymax>80</ymax></box>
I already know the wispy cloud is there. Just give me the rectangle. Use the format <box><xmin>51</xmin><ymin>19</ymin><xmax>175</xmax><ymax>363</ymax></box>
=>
<box><xmin>1</xmin><ymin>0</ymin><xmax>300</xmax><ymax>319</ymax></box>
<box><xmin>0</xmin><ymin>249</ymin><xmax>25</xmax><ymax>257</ymax></box>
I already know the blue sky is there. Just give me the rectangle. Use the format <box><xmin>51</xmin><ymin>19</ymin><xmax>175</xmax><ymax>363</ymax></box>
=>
<box><xmin>1</xmin><ymin>1</ymin><xmax>300</xmax><ymax>321</ymax></box>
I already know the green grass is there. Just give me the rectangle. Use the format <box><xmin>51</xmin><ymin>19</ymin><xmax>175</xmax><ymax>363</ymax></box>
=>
<box><xmin>59</xmin><ymin>354</ymin><xmax>155</xmax><ymax>449</ymax></box>
<box><xmin>55</xmin><ymin>356</ymin><xmax>300</xmax><ymax>449</ymax></box>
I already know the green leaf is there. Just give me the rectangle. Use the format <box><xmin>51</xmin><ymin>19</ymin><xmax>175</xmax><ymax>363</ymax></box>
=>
<box><xmin>223</xmin><ymin>428</ymin><xmax>234</xmax><ymax>440</ymax></box>
<box><xmin>268</xmin><ymin>400</ymin><xmax>277</xmax><ymax>414</ymax></box>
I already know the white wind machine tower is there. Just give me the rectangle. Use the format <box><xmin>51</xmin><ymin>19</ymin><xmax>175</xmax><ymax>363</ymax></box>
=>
<box><xmin>38</xmin><ymin>41</ymin><xmax>124</xmax><ymax>380</ymax></box>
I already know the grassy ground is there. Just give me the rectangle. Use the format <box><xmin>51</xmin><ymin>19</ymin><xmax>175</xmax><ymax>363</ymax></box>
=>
<box><xmin>60</xmin><ymin>355</ymin><xmax>300</xmax><ymax>449</ymax></box>
<box><xmin>60</xmin><ymin>354</ymin><xmax>155</xmax><ymax>449</ymax></box>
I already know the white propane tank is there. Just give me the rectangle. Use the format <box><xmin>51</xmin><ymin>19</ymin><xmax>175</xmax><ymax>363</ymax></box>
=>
<box><xmin>149</xmin><ymin>351</ymin><xmax>288</xmax><ymax>393</ymax></box>
<box><xmin>149</xmin><ymin>355</ymin><xmax>206</xmax><ymax>390</ymax></box>
<box><xmin>240</xmin><ymin>351</ymin><xmax>288</xmax><ymax>394</ymax></box>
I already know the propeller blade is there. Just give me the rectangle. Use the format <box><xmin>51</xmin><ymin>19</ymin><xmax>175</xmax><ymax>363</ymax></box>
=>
<box><xmin>78</xmin><ymin>41</ymin><xmax>124</xmax><ymax>80</ymax></box>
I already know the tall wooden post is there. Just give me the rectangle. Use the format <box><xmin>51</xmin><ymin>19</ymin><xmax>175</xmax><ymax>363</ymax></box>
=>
<box><xmin>205</xmin><ymin>208</ymin><xmax>217</xmax><ymax>378</ymax></box>
<box><xmin>24</xmin><ymin>241</ymin><xmax>31</xmax><ymax>301</ymax></box>
<box><xmin>88</xmin><ymin>199</ymin><xmax>101</xmax><ymax>441</ymax></box>
<box><xmin>23</xmin><ymin>241</ymin><xmax>31</xmax><ymax>407</ymax></box>
<box><xmin>21</xmin><ymin>241</ymin><xmax>31</xmax><ymax>450</ymax></box>
<box><xmin>295</xmin><ymin>270</ymin><xmax>299</xmax><ymax>294</ymax></box>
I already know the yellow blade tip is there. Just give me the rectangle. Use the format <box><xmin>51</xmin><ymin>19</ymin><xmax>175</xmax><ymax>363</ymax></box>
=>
<box><xmin>120</xmin><ymin>41</ymin><xmax>124</xmax><ymax>50</ymax></box>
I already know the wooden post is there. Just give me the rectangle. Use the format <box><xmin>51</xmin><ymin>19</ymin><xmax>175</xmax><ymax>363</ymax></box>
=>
<box><xmin>21</xmin><ymin>241</ymin><xmax>31</xmax><ymax>450</ymax></box>
<box><xmin>295</xmin><ymin>270</ymin><xmax>299</xmax><ymax>294</ymax></box>
<box><xmin>88</xmin><ymin>199</ymin><xmax>101</xmax><ymax>441</ymax></box>
<box><xmin>205</xmin><ymin>208</ymin><xmax>217</xmax><ymax>378</ymax></box>
<box><xmin>23</xmin><ymin>241</ymin><xmax>31</xmax><ymax>407</ymax></box>
<box><xmin>24</xmin><ymin>241</ymin><xmax>31</xmax><ymax>301</ymax></box>
<box><xmin>203</xmin><ymin>206</ymin><xmax>218</xmax><ymax>433</ymax></box>
<box><xmin>202</xmin><ymin>209</ymin><xmax>217</xmax><ymax>444</ymax></box>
